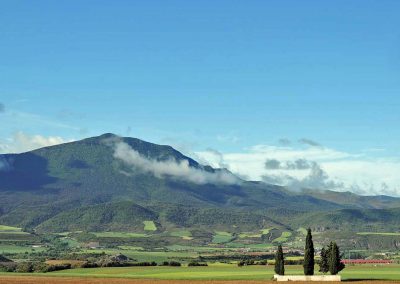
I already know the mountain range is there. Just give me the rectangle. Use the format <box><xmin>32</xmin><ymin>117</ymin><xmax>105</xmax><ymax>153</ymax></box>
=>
<box><xmin>0</xmin><ymin>133</ymin><xmax>399</xmax><ymax>236</ymax></box>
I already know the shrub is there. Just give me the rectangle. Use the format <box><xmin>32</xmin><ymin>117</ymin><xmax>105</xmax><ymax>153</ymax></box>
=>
<box><xmin>80</xmin><ymin>261</ymin><xmax>98</xmax><ymax>268</ymax></box>
<box><xmin>0</xmin><ymin>263</ymin><xmax>17</xmax><ymax>272</ymax></box>
<box><xmin>15</xmin><ymin>262</ymin><xmax>34</xmax><ymax>273</ymax></box>
<box><xmin>46</xmin><ymin>263</ymin><xmax>71</xmax><ymax>272</ymax></box>
<box><xmin>188</xmin><ymin>261</ymin><xmax>208</xmax><ymax>267</ymax></box>
<box><xmin>32</xmin><ymin>262</ymin><xmax>48</xmax><ymax>273</ymax></box>
<box><xmin>129</xmin><ymin>262</ymin><xmax>157</xmax><ymax>266</ymax></box>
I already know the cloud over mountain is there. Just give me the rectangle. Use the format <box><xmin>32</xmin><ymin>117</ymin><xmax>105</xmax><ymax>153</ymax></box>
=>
<box><xmin>196</xmin><ymin>143</ymin><xmax>400</xmax><ymax>196</ymax></box>
<box><xmin>0</xmin><ymin>132</ymin><xmax>72</xmax><ymax>154</ymax></box>
<box><xmin>265</xmin><ymin>158</ymin><xmax>316</xmax><ymax>170</ymax></box>
<box><xmin>111</xmin><ymin>140</ymin><xmax>239</xmax><ymax>185</ymax></box>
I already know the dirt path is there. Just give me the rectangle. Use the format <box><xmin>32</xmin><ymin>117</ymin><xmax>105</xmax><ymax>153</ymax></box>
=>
<box><xmin>0</xmin><ymin>276</ymin><xmax>399</xmax><ymax>284</ymax></box>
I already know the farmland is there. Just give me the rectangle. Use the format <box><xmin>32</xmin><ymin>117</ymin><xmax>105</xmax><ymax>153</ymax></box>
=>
<box><xmin>1</xmin><ymin>264</ymin><xmax>400</xmax><ymax>282</ymax></box>
<box><xmin>1</xmin><ymin>224</ymin><xmax>400</xmax><ymax>282</ymax></box>
<box><xmin>143</xmin><ymin>221</ymin><xmax>157</xmax><ymax>231</ymax></box>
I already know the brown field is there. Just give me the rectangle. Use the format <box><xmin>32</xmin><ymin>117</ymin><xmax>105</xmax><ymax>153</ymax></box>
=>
<box><xmin>0</xmin><ymin>276</ymin><xmax>399</xmax><ymax>284</ymax></box>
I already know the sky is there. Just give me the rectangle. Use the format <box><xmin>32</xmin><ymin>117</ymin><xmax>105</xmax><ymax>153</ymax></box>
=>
<box><xmin>1</xmin><ymin>1</ymin><xmax>400</xmax><ymax>195</ymax></box>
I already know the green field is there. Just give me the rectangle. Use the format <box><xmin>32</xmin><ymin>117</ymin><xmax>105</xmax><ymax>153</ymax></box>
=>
<box><xmin>273</xmin><ymin>231</ymin><xmax>292</xmax><ymax>243</ymax></box>
<box><xmin>143</xmin><ymin>221</ymin><xmax>157</xmax><ymax>231</ymax></box>
<box><xmin>93</xmin><ymin>232</ymin><xmax>148</xmax><ymax>238</ymax></box>
<box><xmin>212</xmin><ymin>231</ymin><xmax>233</xmax><ymax>244</ymax></box>
<box><xmin>7</xmin><ymin>264</ymin><xmax>397</xmax><ymax>281</ymax></box>
<box><xmin>238</xmin><ymin>232</ymin><xmax>261</xmax><ymax>238</ymax></box>
<box><xmin>170</xmin><ymin>230</ymin><xmax>193</xmax><ymax>240</ymax></box>
<box><xmin>297</xmin><ymin>227</ymin><xmax>307</xmax><ymax>235</ymax></box>
<box><xmin>81</xmin><ymin>248</ymin><xmax>197</xmax><ymax>262</ymax></box>
<box><xmin>0</xmin><ymin>225</ymin><xmax>22</xmax><ymax>232</ymax></box>
<box><xmin>260</xmin><ymin>228</ymin><xmax>272</xmax><ymax>235</ymax></box>
<box><xmin>0</xmin><ymin>244</ymin><xmax>46</xmax><ymax>254</ymax></box>
<box><xmin>357</xmin><ymin>232</ymin><xmax>400</xmax><ymax>236</ymax></box>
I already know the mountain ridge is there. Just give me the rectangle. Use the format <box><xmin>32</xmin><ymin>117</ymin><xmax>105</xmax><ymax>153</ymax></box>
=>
<box><xmin>0</xmin><ymin>133</ymin><xmax>399</xmax><ymax>233</ymax></box>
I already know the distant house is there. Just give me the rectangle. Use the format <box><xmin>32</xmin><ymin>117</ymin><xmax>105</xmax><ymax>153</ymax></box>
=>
<box><xmin>341</xmin><ymin>259</ymin><xmax>392</xmax><ymax>264</ymax></box>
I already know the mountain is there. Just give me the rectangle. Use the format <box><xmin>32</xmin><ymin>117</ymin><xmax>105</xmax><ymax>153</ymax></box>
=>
<box><xmin>0</xmin><ymin>133</ymin><xmax>399</xmax><ymax>234</ymax></box>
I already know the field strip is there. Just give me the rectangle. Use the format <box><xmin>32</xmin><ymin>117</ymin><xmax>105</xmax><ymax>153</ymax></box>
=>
<box><xmin>1</xmin><ymin>276</ymin><xmax>399</xmax><ymax>284</ymax></box>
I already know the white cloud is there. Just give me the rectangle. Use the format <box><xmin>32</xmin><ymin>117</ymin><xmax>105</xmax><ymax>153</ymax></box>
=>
<box><xmin>0</xmin><ymin>156</ymin><xmax>12</xmax><ymax>171</ymax></box>
<box><xmin>111</xmin><ymin>140</ymin><xmax>239</xmax><ymax>185</ymax></box>
<box><xmin>0</xmin><ymin>132</ymin><xmax>73</xmax><ymax>154</ymax></box>
<box><xmin>196</xmin><ymin>144</ymin><xmax>400</xmax><ymax>196</ymax></box>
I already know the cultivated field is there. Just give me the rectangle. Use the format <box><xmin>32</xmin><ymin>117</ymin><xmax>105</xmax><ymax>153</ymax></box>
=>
<box><xmin>1</xmin><ymin>264</ymin><xmax>400</xmax><ymax>282</ymax></box>
<box><xmin>1</xmin><ymin>277</ymin><xmax>399</xmax><ymax>284</ymax></box>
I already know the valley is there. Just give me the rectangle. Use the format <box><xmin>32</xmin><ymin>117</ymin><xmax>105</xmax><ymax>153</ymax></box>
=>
<box><xmin>0</xmin><ymin>135</ymin><xmax>400</xmax><ymax>281</ymax></box>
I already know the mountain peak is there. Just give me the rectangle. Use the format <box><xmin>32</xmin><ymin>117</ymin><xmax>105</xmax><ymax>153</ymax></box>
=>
<box><xmin>97</xmin><ymin>133</ymin><xmax>119</xmax><ymax>139</ymax></box>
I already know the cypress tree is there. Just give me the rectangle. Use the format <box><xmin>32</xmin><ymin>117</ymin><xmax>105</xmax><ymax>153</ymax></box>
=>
<box><xmin>303</xmin><ymin>228</ymin><xmax>314</xmax><ymax>275</ymax></box>
<box><xmin>318</xmin><ymin>247</ymin><xmax>329</xmax><ymax>274</ymax></box>
<box><xmin>328</xmin><ymin>242</ymin><xmax>345</xmax><ymax>275</ymax></box>
<box><xmin>274</xmin><ymin>245</ymin><xmax>285</xmax><ymax>275</ymax></box>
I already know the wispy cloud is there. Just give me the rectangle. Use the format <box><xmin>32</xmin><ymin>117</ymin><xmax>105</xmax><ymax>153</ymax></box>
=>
<box><xmin>298</xmin><ymin>138</ymin><xmax>322</xmax><ymax>147</ymax></box>
<box><xmin>265</xmin><ymin>158</ymin><xmax>316</xmax><ymax>170</ymax></box>
<box><xmin>9</xmin><ymin>111</ymin><xmax>80</xmax><ymax>131</ymax></box>
<box><xmin>0</xmin><ymin>156</ymin><xmax>12</xmax><ymax>172</ymax></box>
<box><xmin>278</xmin><ymin>138</ymin><xmax>291</xmax><ymax>146</ymax></box>
<box><xmin>196</xmin><ymin>143</ymin><xmax>400</xmax><ymax>196</ymax></box>
<box><xmin>0</xmin><ymin>132</ymin><xmax>73</xmax><ymax>154</ymax></box>
<box><xmin>110</xmin><ymin>140</ymin><xmax>239</xmax><ymax>185</ymax></box>
<box><xmin>216</xmin><ymin>133</ymin><xmax>240</xmax><ymax>143</ymax></box>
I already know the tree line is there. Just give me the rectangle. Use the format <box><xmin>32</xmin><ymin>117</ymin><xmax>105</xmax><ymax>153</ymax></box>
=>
<box><xmin>274</xmin><ymin>228</ymin><xmax>345</xmax><ymax>276</ymax></box>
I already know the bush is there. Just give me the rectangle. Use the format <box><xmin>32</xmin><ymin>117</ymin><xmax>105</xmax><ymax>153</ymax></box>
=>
<box><xmin>15</xmin><ymin>262</ymin><xmax>34</xmax><ymax>273</ymax></box>
<box><xmin>237</xmin><ymin>260</ymin><xmax>256</xmax><ymax>266</ymax></box>
<box><xmin>159</xmin><ymin>261</ymin><xmax>182</xmax><ymax>267</ymax></box>
<box><xmin>258</xmin><ymin>260</ymin><xmax>268</xmax><ymax>265</ymax></box>
<box><xmin>45</xmin><ymin>263</ymin><xmax>71</xmax><ymax>272</ymax></box>
<box><xmin>130</xmin><ymin>262</ymin><xmax>157</xmax><ymax>266</ymax></box>
<box><xmin>79</xmin><ymin>261</ymin><xmax>98</xmax><ymax>268</ymax></box>
<box><xmin>188</xmin><ymin>261</ymin><xmax>208</xmax><ymax>267</ymax></box>
<box><xmin>32</xmin><ymin>262</ymin><xmax>48</xmax><ymax>273</ymax></box>
<box><xmin>0</xmin><ymin>263</ymin><xmax>17</xmax><ymax>272</ymax></box>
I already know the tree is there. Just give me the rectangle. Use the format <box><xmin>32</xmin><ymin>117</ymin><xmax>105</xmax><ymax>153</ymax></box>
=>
<box><xmin>303</xmin><ymin>228</ymin><xmax>314</xmax><ymax>275</ymax></box>
<box><xmin>318</xmin><ymin>247</ymin><xmax>329</xmax><ymax>274</ymax></box>
<box><xmin>274</xmin><ymin>245</ymin><xmax>285</xmax><ymax>275</ymax></box>
<box><xmin>328</xmin><ymin>242</ymin><xmax>345</xmax><ymax>275</ymax></box>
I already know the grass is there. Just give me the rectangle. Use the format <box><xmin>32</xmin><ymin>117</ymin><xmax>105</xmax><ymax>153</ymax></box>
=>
<box><xmin>166</xmin><ymin>244</ymin><xmax>237</xmax><ymax>252</ymax></box>
<box><xmin>0</xmin><ymin>231</ymin><xmax>30</xmax><ymax>235</ymax></box>
<box><xmin>170</xmin><ymin>230</ymin><xmax>193</xmax><ymax>240</ymax></box>
<box><xmin>238</xmin><ymin>232</ymin><xmax>261</xmax><ymax>238</ymax></box>
<box><xmin>273</xmin><ymin>231</ymin><xmax>292</xmax><ymax>243</ymax></box>
<box><xmin>0</xmin><ymin>225</ymin><xmax>22</xmax><ymax>232</ymax></box>
<box><xmin>93</xmin><ymin>232</ymin><xmax>148</xmax><ymax>238</ymax></box>
<box><xmin>212</xmin><ymin>231</ymin><xmax>233</xmax><ymax>244</ymax></box>
<box><xmin>7</xmin><ymin>264</ymin><xmax>397</xmax><ymax>281</ymax></box>
<box><xmin>297</xmin><ymin>227</ymin><xmax>307</xmax><ymax>235</ymax></box>
<box><xmin>143</xmin><ymin>221</ymin><xmax>157</xmax><ymax>231</ymax></box>
<box><xmin>0</xmin><ymin>244</ymin><xmax>46</xmax><ymax>254</ymax></box>
<box><xmin>357</xmin><ymin>232</ymin><xmax>400</xmax><ymax>236</ymax></box>
<box><xmin>81</xmin><ymin>248</ymin><xmax>197</xmax><ymax>262</ymax></box>
<box><xmin>117</xmin><ymin>246</ymin><xmax>144</xmax><ymax>251</ymax></box>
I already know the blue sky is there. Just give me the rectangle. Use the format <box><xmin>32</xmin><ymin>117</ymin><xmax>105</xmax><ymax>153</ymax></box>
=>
<box><xmin>1</xmin><ymin>1</ymin><xmax>400</xmax><ymax>195</ymax></box>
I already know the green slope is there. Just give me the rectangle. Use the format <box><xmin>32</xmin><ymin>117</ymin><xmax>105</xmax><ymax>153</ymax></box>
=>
<box><xmin>0</xmin><ymin>133</ymin><xmax>399</xmax><ymax>237</ymax></box>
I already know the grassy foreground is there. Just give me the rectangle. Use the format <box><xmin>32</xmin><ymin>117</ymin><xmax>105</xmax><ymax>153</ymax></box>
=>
<box><xmin>1</xmin><ymin>264</ymin><xmax>400</xmax><ymax>281</ymax></box>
